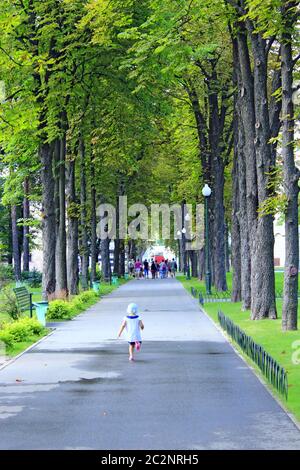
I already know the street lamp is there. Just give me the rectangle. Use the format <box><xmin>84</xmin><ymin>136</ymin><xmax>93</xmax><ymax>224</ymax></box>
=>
<box><xmin>202</xmin><ymin>184</ymin><xmax>212</xmax><ymax>295</ymax></box>
<box><xmin>177</xmin><ymin>224</ymin><xmax>190</xmax><ymax>278</ymax></box>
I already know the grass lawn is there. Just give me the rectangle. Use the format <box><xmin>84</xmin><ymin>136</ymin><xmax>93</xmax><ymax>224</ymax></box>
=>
<box><xmin>180</xmin><ymin>271</ymin><xmax>300</xmax><ymax>295</ymax></box>
<box><xmin>5</xmin><ymin>333</ymin><xmax>49</xmax><ymax>358</ymax></box>
<box><xmin>178</xmin><ymin>274</ymin><xmax>300</xmax><ymax>423</ymax></box>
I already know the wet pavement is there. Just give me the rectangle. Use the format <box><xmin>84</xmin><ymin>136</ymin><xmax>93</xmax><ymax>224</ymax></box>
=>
<box><xmin>0</xmin><ymin>279</ymin><xmax>299</xmax><ymax>450</ymax></box>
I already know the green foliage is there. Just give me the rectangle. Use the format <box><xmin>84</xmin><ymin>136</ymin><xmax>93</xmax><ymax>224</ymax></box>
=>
<box><xmin>0</xmin><ymin>330</ymin><xmax>14</xmax><ymax>348</ymax></box>
<box><xmin>46</xmin><ymin>300</ymin><xmax>72</xmax><ymax>320</ymax></box>
<box><xmin>46</xmin><ymin>290</ymin><xmax>99</xmax><ymax>320</ymax></box>
<box><xmin>0</xmin><ymin>264</ymin><xmax>14</xmax><ymax>285</ymax></box>
<box><xmin>0</xmin><ymin>318</ymin><xmax>45</xmax><ymax>346</ymax></box>
<box><xmin>258</xmin><ymin>167</ymin><xmax>288</xmax><ymax>216</ymax></box>
<box><xmin>21</xmin><ymin>269</ymin><xmax>42</xmax><ymax>288</ymax></box>
<box><xmin>76</xmin><ymin>291</ymin><xmax>99</xmax><ymax>304</ymax></box>
<box><xmin>1</xmin><ymin>286</ymin><xmax>20</xmax><ymax>320</ymax></box>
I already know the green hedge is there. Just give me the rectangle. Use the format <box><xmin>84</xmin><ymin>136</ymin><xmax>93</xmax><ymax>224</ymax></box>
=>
<box><xmin>0</xmin><ymin>318</ymin><xmax>46</xmax><ymax>348</ymax></box>
<box><xmin>46</xmin><ymin>290</ymin><xmax>99</xmax><ymax>320</ymax></box>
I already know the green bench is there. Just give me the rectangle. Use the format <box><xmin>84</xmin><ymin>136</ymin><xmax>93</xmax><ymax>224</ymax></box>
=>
<box><xmin>13</xmin><ymin>286</ymin><xmax>34</xmax><ymax>318</ymax></box>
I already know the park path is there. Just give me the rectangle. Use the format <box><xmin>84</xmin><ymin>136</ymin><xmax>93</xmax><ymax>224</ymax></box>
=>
<box><xmin>0</xmin><ymin>278</ymin><xmax>300</xmax><ymax>450</ymax></box>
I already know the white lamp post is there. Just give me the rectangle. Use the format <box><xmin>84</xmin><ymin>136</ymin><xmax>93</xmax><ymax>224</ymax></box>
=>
<box><xmin>202</xmin><ymin>184</ymin><xmax>212</xmax><ymax>294</ymax></box>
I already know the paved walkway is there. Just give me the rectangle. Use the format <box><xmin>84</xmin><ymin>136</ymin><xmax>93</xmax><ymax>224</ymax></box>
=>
<box><xmin>0</xmin><ymin>279</ymin><xmax>300</xmax><ymax>450</ymax></box>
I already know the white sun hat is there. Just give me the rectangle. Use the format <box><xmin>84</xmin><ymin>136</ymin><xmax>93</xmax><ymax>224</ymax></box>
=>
<box><xmin>127</xmin><ymin>303</ymin><xmax>138</xmax><ymax>315</ymax></box>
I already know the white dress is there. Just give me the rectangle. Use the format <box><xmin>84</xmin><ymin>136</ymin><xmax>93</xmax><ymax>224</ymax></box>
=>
<box><xmin>123</xmin><ymin>314</ymin><xmax>142</xmax><ymax>342</ymax></box>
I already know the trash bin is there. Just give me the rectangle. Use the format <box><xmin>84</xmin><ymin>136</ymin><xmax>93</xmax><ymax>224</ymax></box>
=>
<box><xmin>33</xmin><ymin>301</ymin><xmax>49</xmax><ymax>327</ymax></box>
<box><xmin>124</xmin><ymin>273</ymin><xmax>129</xmax><ymax>280</ymax></box>
<box><xmin>92</xmin><ymin>281</ymin><xmax>101</xmax><ymax>293</ymax></box>
<box><xmin>112</xmin><ymin>275</ymin><xmax>119</xmax><ymax>285</ymax></box>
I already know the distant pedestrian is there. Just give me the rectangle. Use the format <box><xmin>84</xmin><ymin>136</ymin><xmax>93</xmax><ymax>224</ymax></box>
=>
<box><xmin>139</xmin><ymin>265</ymin><xmax>144</xmax><ymax>279</ymax></box>
<box><xmin>151</xmin><ymin>260</ymin><xmax>157</xmax><ymax>279</ymax></box>
<box><xmin>167</xmin><ymin>260</ymin><xmax>172</xmax><ymax>278</ymax></box>
<box><xmin>155</xmin><ymin>262</ymin><xmax>160</xmax><ymax>278</ymax></box>
<box><xmin>134</xmin><ymin>259</ymin><xmax>142</xmax><ymax>278</ymax></box>
<box><xmin>143</xmin><ymin>259</ymin><xmax>149</xmax><ymax>279</ymax></box>
<box><xmin>128</xmin><ymin>260</ymin><xmax>134</xmax><ymax>276</ymax></box>
<box><xmin>117</xmin><ymin>303</ymin><xmax>144</xmax><ymax>361</ymax></box>
<box><xmin>171</xmin><ymin>258</ymin><xmax>177</xmax><ymax>277</ymax></box>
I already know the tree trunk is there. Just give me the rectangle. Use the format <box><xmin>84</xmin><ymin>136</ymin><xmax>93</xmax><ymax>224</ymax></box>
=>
<box><xmin>17</xmin><ymin>204</ymin><xmax>23</xmax><ymax>272</ymax></box>
<box><xmin>119</xmin><ymin>240</ymin><xmax>125</xmax><ymax>276</ymax></box>
<box><xmin>79</xmin><ymin>137</ymin><xmax>89</xmax><ymax>290</ymax></box>
<box><xmin>198</xmin><ymin>247</ymin><xmax>204</xmax><ymax>280</ymax></box>
<box><xmin>67</xmin><ymin>158</ymin><xmax>79</xmax><ymax>295</ymax></box>
<box><xmin>237</xmin><ymin>125</ymin><xmax>251</xmax><ymax>309</ymax></box>
<box><xmin>11</xmin><ymin>205</ymin><xmax>21</xmax><ymax>281</ymax></box>
<box><xmin>101</xmin><ymin>237</ymin><xmax>111</xmax><ymax>280</ymax></box>
<box><xmin>128</xmin><ymin>239</ymin><xmax>137</xmax><ymax>260</ymax></box>
<box><xmin>235</xmin><ymin>26</ymin><xmax>276</xmax><ymax>318</ymax></box>
<box><xmin>247</xmin><ymin>24</ymin><xmax>276</xmax><ymax>319</ymax></box>
<box><xmin>281</xmin><ymin>8</ymin><xmax>299</xmax><ymax>330</ymax></box>
<box><xmin>233</xmin><ymin>37</ymin><xmax>250</xmax><ymax>307</ymax></box>
<box><xmin>190</xmin><ymin>250</ymin><xmax>198</xmax><ymax>277</ymax></box>
<box><xmin>113</xmin><ymin>199</ymin><xmax>120</xmax><ymax>275</ymax></box>
<box><xmin>23</xmin><ymin>177</ymin><xmax>30</xmax><ymax>272</ymax></box>
<box><xmin>40</xmin><ymin>143</ymin><xmax>56</xmax><ymax>300</ymax></box>
<box><xmin>208</xmin><ymin>76</ymin><xmax>227</xmax><ymax>291</ymax></box>
<box><xmin>90</xmin><ymin>158</ymin><xmax>98</xmax><ymax>283</ymax></box>
<box><xmin>231</xmin><ymin>123</ymin><xmax>242</xmax><ymax>302</ymax></box>
<box><xmin>54</xmin><ymin>140</ymin><xmax>60</xmax><ymax>249</ymax></box>
<box><xmin>55</xmin><ymin>136</ymin><xmax>68</xmax><ymax>298</ymax></box>
<box><xmin>7</xmin><ymin>215</ymin><xmax>13</xmax><ymax>265</ymax></box>
<box><xmin>225</xmin><ymin>224</ymin><xmax>230</xmax><ymax>273</ymax></box>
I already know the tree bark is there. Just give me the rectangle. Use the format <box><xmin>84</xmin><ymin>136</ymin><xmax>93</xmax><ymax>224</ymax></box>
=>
<box><xmin>11</xmin><ymin>205</ymin><xmax>21</xmax><ymax>281</ymax></box>
<box><xmin>225</xmin><ymin>224</ymin><xmax>230</xmax><ymax>273</ymax></box>
<box><xmin>208</xmin><ymin>69</ymin><xmax>227</xmax><ymax>291</ymax></box>
<box><xmin>281</xmin><ymin>3</ymin><xmax>299</xmax><ymax>330</ymax></box>
<box><xmin>233</xmin><ymin>36</ymin><xmax>251</xmax><ymax>307</ymax></box>
<box><xmin>7</xmin><ymin>215</ymin><xmax>13</xmax><ymax>265</ymax></box>
<box><xmin>231</xmin><ymin>127</ymin><xmax>242</xmax><ymax>302</ymax></box>
<box><xmin>55</xmin><ymin>135</ymin><xmax>68</xmax><ymax>298</ymax></box>
<box><xmin>235</xmin><ymin>24</ymin><xmax>276</xmax><ymax>318</ymax></box>
<box><xmin>79</xmin><ymin>137</ymin><xmax>89</xmax><ymax>290</ymax></box>
<box><xmin>40</xmin><ymin>143</ymin><xmax>56</xmax><ymax>300</ymax></box>
<box><xmin>114</xmin><ymin>198</ymin><xmax>120</xmax><ymax>275</ymax></box>
<box><xmin>90</xmin><ymin>157</ymin><xmax>98</xmax><ymax>283</ymax></box>
<box><xmin>128</xmin><ymin>239</ymin><xmax>137</xmax><ymax>260</ymax></box>
<box><xmin>119</xmin><ymin>240</ymin><xmax>125</xmax><ymax>276</ymax></box>
<box><xmin>101</xmin><ymin>237</ymin><xmax>111</xmax><ymax>280</ymax></box>
<box><xmin>23</xmin><ymin>177</ymin><xmax>30</xmax><ymax>272</ymax></box>
<box><xmin>190</xmin><ymin>250</ymin><xmax>198</xmax><ymax>278</ymax></box>
<box><xmin>67</xmin><ymin>158</ymin><xmax>79</xmax><ymax>295</ymax></box>
<box><xmin>198</xmin><ymin>247</ymin><xmax>204</xmax><ymax>280</ymax></box>
<box><xmin>247</xmin><ymin>23</ymin><xmax>276</xmax><ymax>319</ymax></box>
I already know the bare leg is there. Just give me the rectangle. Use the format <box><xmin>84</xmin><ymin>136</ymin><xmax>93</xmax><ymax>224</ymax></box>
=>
<box><xmin>129</xmin><ymin>344</ymin><xmax>135</xmax><ymax>360</ymax></box>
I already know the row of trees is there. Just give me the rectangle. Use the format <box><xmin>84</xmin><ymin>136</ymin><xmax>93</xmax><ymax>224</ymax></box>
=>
<box><xmin>0</xmin><ymin>0</ymin><xmax>299</xmax><ymax>329</ymax></box>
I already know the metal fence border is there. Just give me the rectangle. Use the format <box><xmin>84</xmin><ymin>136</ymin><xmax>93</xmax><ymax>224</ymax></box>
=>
<box><xmin>217</xmin><ymin>310</ymin><xmax>288</xmax><ymax>400</ymax></box>
<box><xmin>190</xmin><ymin>287</ymin><xmax>298</xmax><ymax>304</ymax></box>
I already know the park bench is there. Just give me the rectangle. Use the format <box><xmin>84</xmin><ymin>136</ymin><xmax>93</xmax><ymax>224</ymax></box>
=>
<box><xmin>13</xmin><ymin>286</ymin><xmax>34</xmax><ymax>318</ymax></box>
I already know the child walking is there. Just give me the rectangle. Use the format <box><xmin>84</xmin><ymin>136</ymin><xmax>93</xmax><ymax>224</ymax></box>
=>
<box><xmin>117</xmin><ymin>303</ymin><xmax>144</xmax><ymax>361</ymax></box>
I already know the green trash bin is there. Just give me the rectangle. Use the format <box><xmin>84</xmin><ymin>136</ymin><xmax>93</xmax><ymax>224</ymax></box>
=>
<box><xmin>124</xmin><ymin>273</ymin><xmax>129</xmax><ymax>280</ymax></box>
<box><xmin>92</xmin><ymin>281</ymin><xmax>101</xmax><ymax>293</ymax></box>
<box><xmin>33</xmin><ymin>301</ymin><xmax>49</xmax><ymax>327</ymax></box>
<box><xmin>112</xmin><ymin>275</ymin><xmax>119</xmax><ymax>285</ymax></box>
